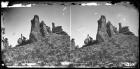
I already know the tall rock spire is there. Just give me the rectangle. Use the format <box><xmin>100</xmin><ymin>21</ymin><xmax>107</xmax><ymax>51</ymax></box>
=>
<box><xmin>96</xmin><ymin>15</ymin><xmax>109</xmax><ymax>42</ymax></box>
<box><xmin>119</xmin><ymin>23</ymin><xmax>122</xmax><ymax>33</ymax></box>
<box><xmin>29</xmin><ymin>15</ymin><xmax>42</xmax><ymax>42</ymax></box>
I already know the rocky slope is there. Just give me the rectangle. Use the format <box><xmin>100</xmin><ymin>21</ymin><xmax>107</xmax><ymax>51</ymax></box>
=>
<box><xmin>70</xmin><ymin>34</ymin><xmax>139</xmax><ymax>68</ymax></box>
<box><xmin>2</xmin><ymin>15</ymin><xmax>139</xmax><ymax>68</ymax></box>
<box><xmin>2</xmin><ymin>15</ymin><xmax>71</xmax><ymax>66</ymax></box>
<box><xmin>70</xmin><ymin>15</ymin><xmax>139</xmax><ymax>68</ymax></box>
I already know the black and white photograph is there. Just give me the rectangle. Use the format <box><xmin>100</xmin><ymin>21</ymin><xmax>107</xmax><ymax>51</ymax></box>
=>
<box><xmin>1</xmin><ymin>1</ymin><xmax>139</xmax><ymax>68</ymax></box>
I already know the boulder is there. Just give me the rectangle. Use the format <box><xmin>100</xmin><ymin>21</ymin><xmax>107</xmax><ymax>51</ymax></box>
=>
<box><xmin>96</xmin><ymin>15</ymin><xmax>109</xmax><ymax>42</ymax></box>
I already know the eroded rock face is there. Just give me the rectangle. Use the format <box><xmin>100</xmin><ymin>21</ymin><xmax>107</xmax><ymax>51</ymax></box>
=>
<box><xmin>96</xmin><ymin>15</ymin><xmax>109</xmax><ymax>42</ymax></box>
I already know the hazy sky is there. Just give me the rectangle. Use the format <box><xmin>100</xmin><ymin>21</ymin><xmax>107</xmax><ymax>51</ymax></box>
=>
<box><xmin>2</xmin><ymin>5</ymin><xmax>70</xmax><ymax>46</ymax></box>
<box><xmin>1</xmin><ymin>4</ymin><xmax>139</xmax><ymax>47</ymax></box>
<box><xmin>71</xmin><ymin>5</ymin><xmax>138</xmax><ymax>47</ymax></box>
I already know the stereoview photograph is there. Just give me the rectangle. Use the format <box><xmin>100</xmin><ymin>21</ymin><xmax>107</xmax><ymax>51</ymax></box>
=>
<box><xmin>1</xmin><ymin>1</ymin><xmax>139</xmax><ymax>68</ymax></box>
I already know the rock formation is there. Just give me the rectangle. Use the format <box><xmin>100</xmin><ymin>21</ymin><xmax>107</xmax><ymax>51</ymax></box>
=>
<box><xmin>96</xmin><ymin>15</ymin><xmax>110</xmax><ymax>42</ymax></box>
<box><xmin>52</xmin><ymin>22</ymin><xmax>68</xmax><ymax>35</ymax></box>
<box><xmin>84</xmin><ymin>34</ymin><xmax>95</xmax><ymax>45</ymax></box>
<box><xmin>29</xmin><ymin>15</ymin><xmax>68</xmax><ymax>43</ymax></box>
<box><xmin>29</xmin><ymin>15</ymin><xmax>42</xmax><ymax>42</ymax></box>
<box><xmin>1</xmin><ymin>28</ymin><xmax>5</xmax><ymax>50</ymax></box>
<box><xmin>2</xmin><ymin>37</ymin><xmax>9</xmax><ymax>50</ymax></box>
<box><xmin>2</xmin><ymin>14</ymin><xmax>138</xmax><ymax>68</ymax></box>
<box><xmin>70</xmin><ymin>15</ymin><xmax>138</xmax><ymax>67</ymax></box>
<box><xmin>118</xmin><ymin>23</ymin><xmax>134</xmax><ymax>35</ymax></box>
<box><xmin>17</xmin><ymin>34</ymin><xmax>27</xmax><ymax>45</ymax></box>
<box><xmin>40</xmin><ymin>21</ymin><xmax>51</xmax><ymax>37</ymax></box>
<box><xmin>106</xmin><ymin>21</ymin><xmax>116</xmax><ymax>37</ymax></box>
<box><xmin>1</xmin><ymin>13</ymin><xmax>6</xmax><ymax>51</ymax></box>
<box><xmin>70</xmin><ymin>38</ymin><xmax>75</xmax><ymax>50</ymax></box>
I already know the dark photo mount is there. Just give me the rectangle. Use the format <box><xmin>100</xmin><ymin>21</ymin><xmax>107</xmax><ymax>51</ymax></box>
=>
<box><xmin>1</xmin><ymin>1</ymin><xmax>139</xmax><ymax>68</ymax></box>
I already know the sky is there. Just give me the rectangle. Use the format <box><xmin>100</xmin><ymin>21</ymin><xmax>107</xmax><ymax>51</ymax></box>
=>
<box><xmin>71</xmin><ymin>5</ymin><xmax>139</xmax><ymax>47</ymax></box>
<box><xmin>2</xmin><ymin>5</ymin><xmax>70</xmax><ymax>47</ymax></box>
<box><xmin>1</xmin><ymin>3</ymin><xmax>139</xmax><ymax>47</ymax></box>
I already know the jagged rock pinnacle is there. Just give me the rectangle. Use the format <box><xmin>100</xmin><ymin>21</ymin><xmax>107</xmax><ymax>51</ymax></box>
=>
<box><xmin>106</xmin><ymin>21</ymin><xmax>116</xmax><ymax>37</ymax></box>
<box><xmin>29</xmin><ymin>15</ymin><xmax>42</xmax><ymax>42</ymax></box>
<box><xmin>96</xmin><ymin>15</ymin><xmax>109</xmax><ymax>42</ymax></box>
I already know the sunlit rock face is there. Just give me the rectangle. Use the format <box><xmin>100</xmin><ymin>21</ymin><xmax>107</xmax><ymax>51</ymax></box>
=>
<box><xmin>96</xmin><ymin>15</ymin><xmax>109</xmax><ymax>42</ymax></box>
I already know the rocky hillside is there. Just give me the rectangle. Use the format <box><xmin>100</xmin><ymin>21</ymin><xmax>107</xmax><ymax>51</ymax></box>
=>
<box><xmin>2</xmin><ymin>15</ymin><xmax>139</xmax><ymax>68</ymax></box>
<box><xmin>70</xmin><ymin>15</ymin><xmax>139</xmax><ymax>68</ymax></box>
<box><xmin>70</xmin><ymin>34</ymin><xmax>139</xmax><ymax>68</ymax></box>
<box><xmin>2</xmin><ymin>15</ymin><xmax>71</xmax><ymax>66</ymax></box>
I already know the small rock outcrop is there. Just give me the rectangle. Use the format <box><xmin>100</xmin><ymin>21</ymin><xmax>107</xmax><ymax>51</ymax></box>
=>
<box><xmin>96</xmin><ymin>15</ymin><xmax>109</xmax><ymax>42</ymax></box>
<box><xmin>2</xmin><ymin>37</ymin><xmax>9</xmax><ymax>50</ymax></box>
<box><xmin>118</xmin><ymin>23</ymin><xmax>134</xmax><ymax>35</ymax></box>
<box><xmin>84</xmin><ymin>34</ymin><xmax>95</xmax><ymax>46</ymax></box>
<box><xmin>17</xmin><ymin>34</ymin><xmax>27</xmax><ymax>45</ymax></box>
<box><xmin>40</xmin><ymin>21</ymin><xmax>51</xmax><ymax>37</ymax></box>
<box><xmin>52</xmin><ymin>22</ymin><xmax>68</xmax><ymax>35</ymax></box>
<box><xmin>70</xmin><ymin>38</ymin><xmax>76</xmax><ymax>50</ymax></box>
